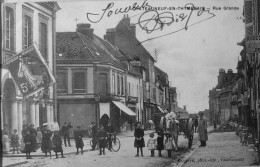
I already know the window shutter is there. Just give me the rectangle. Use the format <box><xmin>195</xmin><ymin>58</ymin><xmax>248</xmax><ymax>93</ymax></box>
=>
<box><xmin>245</xmin><ymin>0</ymin><xmax>254</xmax><ymax>36</ymax></box>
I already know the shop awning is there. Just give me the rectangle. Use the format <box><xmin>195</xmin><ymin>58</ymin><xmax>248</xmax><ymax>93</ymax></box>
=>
<box><xmin>157</xmin><ymin>106</ymin><xmax>165</xmax><ymax>113</ymax></box>
<box><xmin>112</xmin><ymin>101</ymin><xmax>137</xmax><ymax>116</ymax></box>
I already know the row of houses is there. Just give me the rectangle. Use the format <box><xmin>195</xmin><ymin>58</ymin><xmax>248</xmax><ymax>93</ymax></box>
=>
<box><xmin>209</xmin><ymin>0</ymin><xmax>260</xmax><ymax>161</ymax></box>
<box><xmin>1</xmin><ymin>1</ymin><xmax>182</xmax><ymax>134</ymax></box>
<box><xmin>55</xmin><ymin>15</ymin><xmax>178</xmax><ymax>132</ymax></box>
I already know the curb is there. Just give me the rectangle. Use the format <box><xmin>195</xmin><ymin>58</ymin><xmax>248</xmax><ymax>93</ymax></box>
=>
<box><xmin>174</xmin><ymin>129</ymin><xmax>214</xmax><ymax>167</ymax></box>
<box><xmin>3</xmin><ymin>161</ymin><xmax>28</xmax><ymax>167</ymax></box>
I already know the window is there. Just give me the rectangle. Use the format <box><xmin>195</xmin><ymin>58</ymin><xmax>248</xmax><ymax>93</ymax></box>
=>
<box><xmin>121</xmin><ymin>77</ymin><xmax>124</xmax><ymax>95</ymax></box>
<box><xmin>57</xmin><ymin>72</ymin><xmax>67</xmax><ymax>93</ymax></box>
<box><xmin>128</xmin><ymin>83</ymin><xmax>131</xmax><ymax>96</ymax></box>
<box><xmin>24</xmin><ymin>15</ymin><xmax>32</xmax><ymax>49</ymax></box>
<box><xmin>5</xmin><ymin>7</ymin><xmax>14</xmax><ymax>51</ymax></box>
<box><xmin>99</xmin><ymin>74</ymin><xmax>107</xmax><ymax>96</ymax></box>
<box><xmin>73</xmin><ymin>72</ymin><xmax>85</xmax><ymax>93</ymax></box>
<box><xmin>112</xmin><ymin>74</ymin><xmax>115</xmax><ymax>94</ymax></box>
<box><xmin>39</xmin><ymin>22</ymin><xmax>48</xmax><ymax>60</ymax></box>
<box><xmin>117</xmin><ymin>76</ymin><xmax>120</xmax><ymax>95</ymax></box>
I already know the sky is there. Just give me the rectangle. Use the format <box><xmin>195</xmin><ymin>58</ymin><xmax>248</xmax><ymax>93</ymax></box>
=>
<box><xmin>55</xmin><ymin>0</ymin><xmax>245</xmax><ymax>113</ymax></box>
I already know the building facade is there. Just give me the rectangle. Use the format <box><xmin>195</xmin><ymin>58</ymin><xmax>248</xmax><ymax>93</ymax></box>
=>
<box><xmin>56</xmin><ymin>23</ymin><xmax>137</xmax><ymax>132</ymax></box>
<box><xmin>1</xmin><ymin>2</ymin><xmax>60</xmax><ymax>135</ymax></box>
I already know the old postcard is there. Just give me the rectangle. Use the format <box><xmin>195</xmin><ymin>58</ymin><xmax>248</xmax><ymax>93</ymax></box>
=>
<box><xmin>1</xmin><ymin>0</ymin><xmax>260</xmax><ymax>167</ymax></box>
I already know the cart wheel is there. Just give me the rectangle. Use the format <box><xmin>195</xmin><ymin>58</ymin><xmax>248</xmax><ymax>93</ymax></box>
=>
<box><xmin>111</xmin><ymin>137</ymin><xmax>120</xmax><ymax>152</ymax></box>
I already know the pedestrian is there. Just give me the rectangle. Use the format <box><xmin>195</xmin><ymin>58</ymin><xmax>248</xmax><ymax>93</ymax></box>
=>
<box><xmin>156</xmin><ymin>129</ymin><xmax>164</xmax><ymax>157</ymax></box>
<box><xmin>105</xmin><ymin>121</ymin><xmax>114</xmax><ymax>151</ymax></box>
<box><xmin>147</xmin><ymin>133</ymin><xmax>156</xmax><ymax>157</ymax></box>
<box><xmin>74</xmin><ymin>126</ymin><xmax>84</xmax><ymax>155</ymax></box>
<box><xmin>36</xmin><ymin>127</ymin><xmax>42</xmax><ymax>149</ymax></box>
<box><xmin>61</xmin><ymin>122</ymin><xmax>68</xmax><ymax>147</ymax></box>
<box><xmin>198</xmin><ymin>112</ymin><xmax>208</xmax><ymax>147</ymax></box>
<box><xmin>29</xmin><ymin>124</ymin><xmax>37</xmax><ymax>151</ymax></box>
<box><xmin>134</xmin><ymin>122</ymin><xmax>145</xmax><ymax>157</ymax></box>
<box><xmin>241</xmin><ymin>129</ymin><xmax>248</xmax><ymax>146</ymax></box>
<box><xmin>41</xmin><ymin>125</ymin><xmax>53</xmax><ymax>157</ymax></box>
<box><xmin>91</xmin><ymin>122</ymin><xmax>98</xmax><ymax>151</ymax></box>
<box><xmin>67</xmin><ymin>122</ymin><xmax>74</xmax><ymax>147</ymax></box>
<box><xmin>97</xmin><ymin>125</ymin><xmax>107</xmax><ymax>155</ymax></box>
<box><xmin>52</xmin><ymin>131</ymin><xmax>65</xmax><ymax>158</ymax></box>
<box><xmin>24</xmin><ymin>130</ymin><xmax>33</xmax><ymax>159</ymax></box>
<box><xmin>11</xmin><ymin>129</ymin><xmax>20</xmax><ymax>154</ymax></box>
<box><xmin>214</xmin><ymin>120</ymin><xmax>217</xmax><ymax>130</ymax></box>
<box><xmin>164</xmin><ymin>133</ymin><xmax>174</xmax><ymax>158</ymax></box>
<box><xmin>194</xmin><ymin>116</ymin><xmax>198</xmax><ymax>132</ymax></box>
<box><xmin>88</xmin><ymin>122</ymin><xmax>93</xmax><ymax>138</ymax></box>
<box><xmin>2</xmin><ymin>124</ymin><xmax>10</xmax><ymax>154</ymax></box>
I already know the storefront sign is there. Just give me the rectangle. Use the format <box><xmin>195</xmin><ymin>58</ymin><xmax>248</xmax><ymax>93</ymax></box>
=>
<box><xmin>245</xmin><ymin>35</ymin><xmax>260</xmax><ymax>53</ymax></box>
<box><xmin>128</xmin><ymin>96</ymin><xmax>138</xmax><ymax>103</ymax></box>
<box><xmin>5</xmin><ymin>44</ymin><xmax>55</xmax><ymax>98</ymax></box>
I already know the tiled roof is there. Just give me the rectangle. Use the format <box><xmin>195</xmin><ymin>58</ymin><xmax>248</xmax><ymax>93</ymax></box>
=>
<box><xmin>56</xmin><ymin>32</ymin><xmax>126</xmax><ymax>69</ymax></box>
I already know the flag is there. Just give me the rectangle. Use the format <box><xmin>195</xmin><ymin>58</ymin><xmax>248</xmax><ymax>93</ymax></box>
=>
<box><xmin>5</xmin><ymin>43</ymin><xmax>55</xmax><ymax>98</ymax></box>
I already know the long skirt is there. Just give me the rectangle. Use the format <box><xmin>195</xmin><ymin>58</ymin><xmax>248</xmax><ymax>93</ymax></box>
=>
<box><xmin>2</xmin><ymin>135</ymin><xmax>10</xmax><ymax>152</ymax></box>
<box><xmin>134</xmin><ymin>138</ymin><xmax>145</xmax><ymax>148</ymax></box>
<box><xmin>75</xmin><ymin>138</ymin><xmax>84</xmax><ymax>148</ymax></box>
<box><xmin>53</xmin><ymin>145</ymin><xmax>63</xmax><ymax>153</ymax></box>
<box><xmin>98</xmin><ymin>138</ymin><xmax>107</xmax><ymax>148</ymax></box>
<box><xmin>41</xmin><ymin>138</ymin><xmax>52</xmax><ymax>152</ymax></box>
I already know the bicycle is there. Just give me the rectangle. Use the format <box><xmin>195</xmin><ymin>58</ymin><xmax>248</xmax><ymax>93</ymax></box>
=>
<box><xmin>90</xmin><ymin>132</ymin><xmax>121</xmax><ymax>152</ymax></box>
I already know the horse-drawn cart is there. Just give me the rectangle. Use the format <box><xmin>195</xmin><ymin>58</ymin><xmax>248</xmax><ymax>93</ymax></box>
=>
<box><xmin>155</xmin><ymin>111</ymin><xmax>194</xmax><ymax>149</ymax></box>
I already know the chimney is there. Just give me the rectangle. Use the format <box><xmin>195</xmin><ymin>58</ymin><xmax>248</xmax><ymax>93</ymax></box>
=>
<box><xmin>227</xmin><ymin>69</ymin><xmax>233</xmax><ymax>82</ymax></box>
<box><xmin>121</xmin><ymin>14</ymin><xmax>130</xmax><ymax>28</ymax></box>
<box><xmin>104</xmin><ymin>28</ymin><xmax>116</xmax><ymax>46</ymax></box>
<box><xmin>218</xmin><ymin>68</ymin><xmax>226</xmax><ymax>86</ymax></box>
<box><xmin>183</xmin><ymin>105</ymin><xmax>186</xmax><ymax>111</ymax></box>
<box><xmin>130</xmin><ymin>24</ymin><xmax>136</xmax><ymax>37</ymax></box>
<box><xmin>76</xmin><ymin>23</ymin><xmax>94</xmax><ymax>39</ymax></box>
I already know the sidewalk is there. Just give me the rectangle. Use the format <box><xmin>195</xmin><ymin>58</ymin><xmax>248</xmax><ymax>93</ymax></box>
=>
<box><xmin>179</xmin><ymin>131</ymin><xmax>258</xmax><ymax>167</ymax></box>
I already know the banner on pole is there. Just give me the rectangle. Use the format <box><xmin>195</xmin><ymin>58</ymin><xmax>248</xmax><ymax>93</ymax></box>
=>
<box><xmin>5</xmin><ymin>43</ymin><xmax>56</xmax><ymax>98</ymax></box>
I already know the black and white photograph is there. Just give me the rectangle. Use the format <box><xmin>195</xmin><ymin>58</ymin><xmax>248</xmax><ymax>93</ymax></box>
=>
<box><xmin>1</xmin><ymin>0</ymin><xmax>260</xmax><ymax>166</ymax></box>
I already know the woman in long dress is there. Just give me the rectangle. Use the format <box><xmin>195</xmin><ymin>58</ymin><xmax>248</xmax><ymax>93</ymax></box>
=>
<box><xmin>67</xmin><ymin>122</ymin><xmax>74</xmax><ymax>147</ymax></box>
<box><xmin>2</xmin><ymin>124</ymin><xmax>10</xmax><ymax>154</ymax></box>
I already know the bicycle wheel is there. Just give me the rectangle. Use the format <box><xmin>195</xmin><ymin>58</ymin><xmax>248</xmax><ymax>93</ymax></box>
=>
<box><xmin>111</xmin><ymin>137</ymin><xmax>120</xmax><ymax>152</ymax></box>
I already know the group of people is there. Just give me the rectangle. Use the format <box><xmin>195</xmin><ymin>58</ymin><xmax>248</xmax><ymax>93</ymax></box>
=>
<box><xmin>90</xmin><ymin>121</ymin><xmax>115</xmax><ymax>155</ymax></box>
<box><xmin>134</xmin><ymin>112</ymin><xmax>208</xmax><ymax>158</ymax></box>
<box><xmin>134</xmin><ymin>122</ymin><xmax>177</xmax><ymax>158</ymax></box>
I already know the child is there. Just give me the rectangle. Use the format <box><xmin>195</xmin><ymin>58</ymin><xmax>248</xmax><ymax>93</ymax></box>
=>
<box><xmin>241</xmin><ymin>129</ymin><xmax>248</xmax><ymax>146</ymax></box>
<box><xmin>36</xmin><ymin>127</ymin><xmax>42</xmax><ymax>149</ymax></box>
<box><xmin>164</xmin><ymin>134</ymin><xmax>174</xmax><ymax>158</ymax></box>
<box><xmin>74</xmin><ymin>126</ymin><xmax>84</xmax><ymax>155</ymax></box>
<box><xmin>41</xmin><ymin>125</ymin><xmax>52</xmax><ymax>157</ymax></box>
<box><xmin>156</xmin><ymin>129</ymin><xmax>164</xmax><ymax>157</ymax></box>
<box><xmin>52</xmin><ymin>131</ymin><xmax>65</xmax><ymax>158</ymax></box>
<box><xmin>147</xmin><ymin>133</ymin><xmax>156</xmax><ymax>157</ymax></box>
<box><xmin>24</xmin><ymin>130</ymin><xmax>33</xmax><ymax>159</ymax></box>
<box><xmin>134</xmin><ymin>122</ymin><xmax>145</xmax><ymax>157</ymax></box>
<box><xmin>11</xmin><ymin>129</ymin><xmax>20</xmax><ymax>154</ymax></box>
<box><xmin>97</xmin><ymin>125</ymin><xmax>107</xmax><ymax>155</ymax></box>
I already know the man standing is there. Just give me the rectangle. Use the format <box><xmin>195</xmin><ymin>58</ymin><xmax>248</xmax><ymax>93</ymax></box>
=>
<box><xmin>91</xmin><ymin>122</ymin><xmax>98</xmax><ymax>150</ymax></box>
<box><xmin>61</xmin><ymin>122</ymin><xmax>68</xmax><ymax>147</ymax></box>
<box><xmin>105</xmin><ymin>121</ymin><xmax>114</xmax><ymax>151</ymax></box>
<box><xmin>194</xmin><ymin>116</ymin><xmax>198</xmax><ymax>133</ymax></box>
<box><xmin>198</xmin><ymin>112</ymin><xmax>208</xmax><ymax>147</ymax></box>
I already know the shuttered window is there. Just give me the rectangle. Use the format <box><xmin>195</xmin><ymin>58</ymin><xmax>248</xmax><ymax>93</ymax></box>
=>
<box><xmin>73</xmin><ymin>72</ymin><xmax>86</xmax><ymax>93</ymax></box>
<box><xmin>245</xmin><ymin>0</ymin><xmax>253</xmax><ymax>36</ymax></box>
<box><xmin>57</xmin><ymin>72</ymin><xmax>67</xmax><ymax>93</ymax></box>
<box><xmin>39</xmin><ymin>22</ymin><xmax>48</xmax><ymax>61</ymax></box>
<box><xmin>99</xmin><ymin>74</ymin><xmax>108</xmax><ymax>96</ymax></box>
<box><xmin>24</xmin><ymin>15</ymin><xmax>32</xmax><ymax>49</ymax></box>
